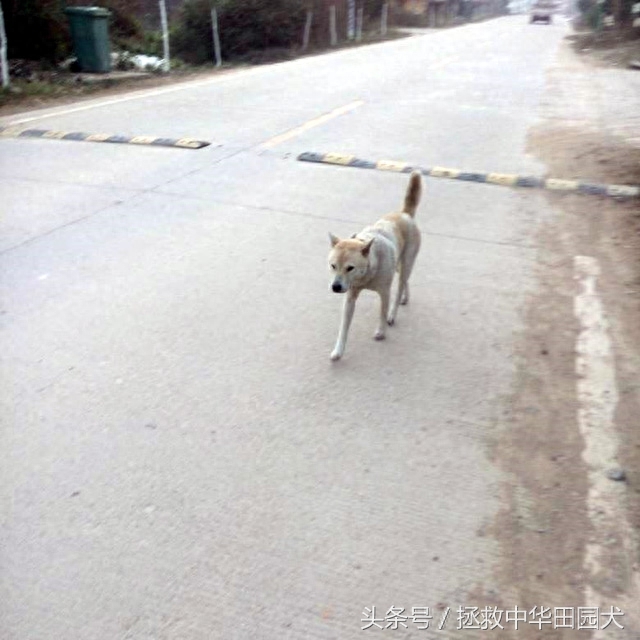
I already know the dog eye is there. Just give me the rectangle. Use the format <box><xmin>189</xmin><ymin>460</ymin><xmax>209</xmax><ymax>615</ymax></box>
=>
<box><xmin>331</xmin><ymin>264</ymin><xmax>336</xmax><ymax>270</ymax></box>
<box><xmin>346</xmin><ymin>265</ymin><xmax>355</xmax><ymax>272</ymax></box>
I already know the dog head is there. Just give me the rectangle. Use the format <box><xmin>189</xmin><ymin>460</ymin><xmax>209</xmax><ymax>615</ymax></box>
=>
<box><xmin>327</xmin><ymin>233</ymin><xmax>374</xmax><ymax>293</ymax></box>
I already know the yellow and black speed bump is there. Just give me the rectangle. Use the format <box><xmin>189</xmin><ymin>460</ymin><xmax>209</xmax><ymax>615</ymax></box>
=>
<box><xmin>0</xmin><ymin>125</ymin><xmax>211</xmax><ymax>150</ymax></box>
<box><xmin>298</xmin><ymin>151</ymin><xmax>640</xmax><ymax>198</ymax></box>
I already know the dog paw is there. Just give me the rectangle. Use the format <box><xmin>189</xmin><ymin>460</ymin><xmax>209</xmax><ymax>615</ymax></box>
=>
<box><xmin>330</xmin><ymin>349</ymin><xmax>342</xmax><ymax>361</ymax></box>
<box><xmin>374</xmin><ymin>331</ymin><xmax>386</xmax><ymax>341</ymax></box>
<box><xmin>387</xmin><ymin>316</ymin><xmax>395</xmax><ymax>326</ymax></box>
<box><xmin>400</xmin><ymin>298</ymin><xmax>408</xmax><ymax>306</ymax></box>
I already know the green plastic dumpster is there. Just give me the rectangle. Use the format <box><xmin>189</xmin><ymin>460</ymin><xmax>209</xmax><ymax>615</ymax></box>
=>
<box><xmin>64</xmin><ymin>6</ymin><xmax>112</xmax><ymax>73</ymax></box>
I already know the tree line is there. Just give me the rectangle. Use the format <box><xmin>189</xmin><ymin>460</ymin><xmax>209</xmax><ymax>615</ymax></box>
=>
<box><xmin>2</xmin><ymin>0</ymin><xmax>390</xmax><ymax>64</ymax></box>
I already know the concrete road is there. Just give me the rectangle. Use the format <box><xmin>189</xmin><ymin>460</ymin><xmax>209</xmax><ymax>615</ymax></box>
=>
<box><xmin>1</xmin><ymin>16</ymin><xmax>576</xmax><ymax>639</ymax></box>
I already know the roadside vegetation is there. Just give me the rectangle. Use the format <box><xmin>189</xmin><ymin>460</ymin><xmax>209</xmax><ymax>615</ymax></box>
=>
<box><xmin>0</xmin><ymin>0</ymin><xmax>507</xmax><ymax>110</ymax></box>
<box><xmin>0</xmin><ymin>1</ymin><xmax>393</xmax><ymax>108</ymax></box>
<box><xmin>575</xmin><ymin>0</ymin><xmax>639</xmax><ymax>30</ymax></box>
<box><xmin>571</xmin><ymin>0</ymin><xmax>640</xmax><ymax>67</ymax></box>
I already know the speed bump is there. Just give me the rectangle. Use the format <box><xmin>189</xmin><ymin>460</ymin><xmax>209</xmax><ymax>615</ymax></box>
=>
<box><xmin>0</xmin><ymin>125</ymin><xmax>212</xmax><ymax>150</ymax></box>
<box><xmin>297</xmin><ymin>151</ymin><xmax>640</xmax><ymax>198</ymax></box>
<box><xmin>430</xmin><ymin>167</ymin><xmax>461</xmax><ymax>179</ymax></box>
<box><xmin>376</xmin><ymin>159</ymin><xmax>409</xmax><ymax>172</ymax></box>
<box><xmin>487</xmin><ymin>173</ymin><xmax>519</xmax><ymax>187</ymax></box>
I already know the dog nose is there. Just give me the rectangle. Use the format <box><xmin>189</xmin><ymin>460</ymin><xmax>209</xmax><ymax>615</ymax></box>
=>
<box><xmin>332</xmin><ymin>282</ymin><xmax>343</xmax><ymax>293</ymax></box>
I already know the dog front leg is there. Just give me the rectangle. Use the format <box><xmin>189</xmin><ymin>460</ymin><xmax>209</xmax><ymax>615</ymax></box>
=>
<box><xmin>374</xmin><ymin>287</ymin><xmax>390</xmax><ymax>340</ymax></box>
<box><xmin>331</xmin><ymin>290</ymin><xmax>358</xmax><ymax>361</ymax></box>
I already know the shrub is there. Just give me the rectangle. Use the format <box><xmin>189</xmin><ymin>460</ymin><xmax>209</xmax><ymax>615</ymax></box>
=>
<box><xmin>172</xmin><ymin>0</ymin><xmax>309</xmax><ymax>64</ymax></box>
<box><xmin>3</xmin><ymin>0</ymin><xmax>70</xmax><ymax>61</ymax></box>
<box><xmin>3</xmin><ymin>0</ymin><xmax>147</xmax><ymax>63</ymax></box>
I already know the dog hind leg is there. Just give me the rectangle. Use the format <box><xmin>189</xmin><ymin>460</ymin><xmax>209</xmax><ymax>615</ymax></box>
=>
<box><xmin>388</xmin><ymin>264</ymin><xmax>405</xmax><ymax>325</ymax></box>
<box><xmin>399</xmin><ymin>235</ymin><xmax>420</xmax><ymax>306</ymax></box>
<box><xmin>400</xmin><ymin>282</ymin><xmax>410</xmax><ymax>305</ymax></box>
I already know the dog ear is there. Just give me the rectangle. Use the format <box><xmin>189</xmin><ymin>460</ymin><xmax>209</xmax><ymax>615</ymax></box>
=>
<box><xmin>361</xmin><ymin>238</ymin><xmax>374</xmax><ymax>257</ymax></box>
<box><xmin>329</xmin><ymin>232</ymin><xmax>340</xmax><ymax>247</ymax></box>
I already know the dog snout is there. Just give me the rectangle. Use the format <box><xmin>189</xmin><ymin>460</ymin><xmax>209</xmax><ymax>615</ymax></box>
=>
<box><xmin>332</xmin><ymin>281</ymin><xmax>344</xmax><ymax>293</ymax></box>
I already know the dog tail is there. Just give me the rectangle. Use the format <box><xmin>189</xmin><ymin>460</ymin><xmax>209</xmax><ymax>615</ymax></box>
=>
<box><xmin>403</xmin><ymin>171</ymin><xmax>422</xmax><ymax>217</ymax></box>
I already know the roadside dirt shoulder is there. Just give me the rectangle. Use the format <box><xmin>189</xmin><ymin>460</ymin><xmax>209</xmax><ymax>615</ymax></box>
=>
<box><xmin>494</xmin><ymin>36</ymin><xmax>640</xmax><ymax>637</ymax></box>
<box><xmin>0</xmin><ymin>68</ymin><xmax>239</xmax><ymax>118</ymax></box>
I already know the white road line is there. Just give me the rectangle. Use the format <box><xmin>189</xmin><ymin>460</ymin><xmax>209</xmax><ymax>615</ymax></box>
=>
<box><xmin>259</xmin><ymin>100</ymin><xmax>364</xmax><ymax>149</ymax></box>
<box><xmin>5</xmin><ymin>70</ymin><xmax>269</xmax><ymax>126</ymax></box>
<box><xmin>428</xmin><ymin>55</ymin><xmax>458</xmax><ymax>70</ymax></box>
<box><xmin>574</xmin><ymin>256</ymin><xmax>639</xmax><ymax>631</ymax></box>
<box><xmin>3</xmin><ymin>32</ymin><xmax>439</xmax><ymax>127</ymax></box>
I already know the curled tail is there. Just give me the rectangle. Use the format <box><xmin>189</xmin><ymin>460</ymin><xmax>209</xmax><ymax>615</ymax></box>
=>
<box><xmin>403</xmin><ymin>171</ymin><xmax>422</xmax><ymax>217</ymax></box>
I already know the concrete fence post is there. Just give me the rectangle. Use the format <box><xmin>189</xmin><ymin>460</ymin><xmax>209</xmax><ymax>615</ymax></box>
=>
<box><xmin>302</xmin><ymin>9</ymin><xmax>313</xmax><ymax>50</ymax></box>
<box><xmin>329</xmin><ymin>5</ymin><xmax>338</xmax><ymax>46</ymax></box>
<box><xmin>381</xmin><ymin>2</ymin><xmax>388</xmax><ymax>35</ymax></box>
<box><xmin>211</xmin><ymin>8</ymin><xmax>222</xmax><ymax>67</ymax></box>
<box><xmin>0</xmin><ymin>0</ymin><xmax>10</xmax><ymax>88</ymax></box>
<box><xmin>347</xmin><ymin>0</ymin><xmax>356</xmax><ymax>39</ymax></box>
<box><xmin>159</xmin><ymin>0</ymin><xmax>170</xmax><ymax>72</ymax></box>
<box><xmin>356</xmin><ymin>5</ymin><xmax>364</xmax><ymax>41</ymax></box>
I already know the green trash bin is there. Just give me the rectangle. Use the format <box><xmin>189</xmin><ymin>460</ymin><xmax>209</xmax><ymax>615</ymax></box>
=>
<box><xmin>64</xmin><ymin>6</ymin><xmax>112</xmax><ymax>73</ymax></box>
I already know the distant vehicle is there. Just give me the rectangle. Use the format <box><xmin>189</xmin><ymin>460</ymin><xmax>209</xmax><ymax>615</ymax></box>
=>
<box><xmin>530</xmin><ymin>0</ymin><xmax>555</xmax><ymax>22</ymax></box>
